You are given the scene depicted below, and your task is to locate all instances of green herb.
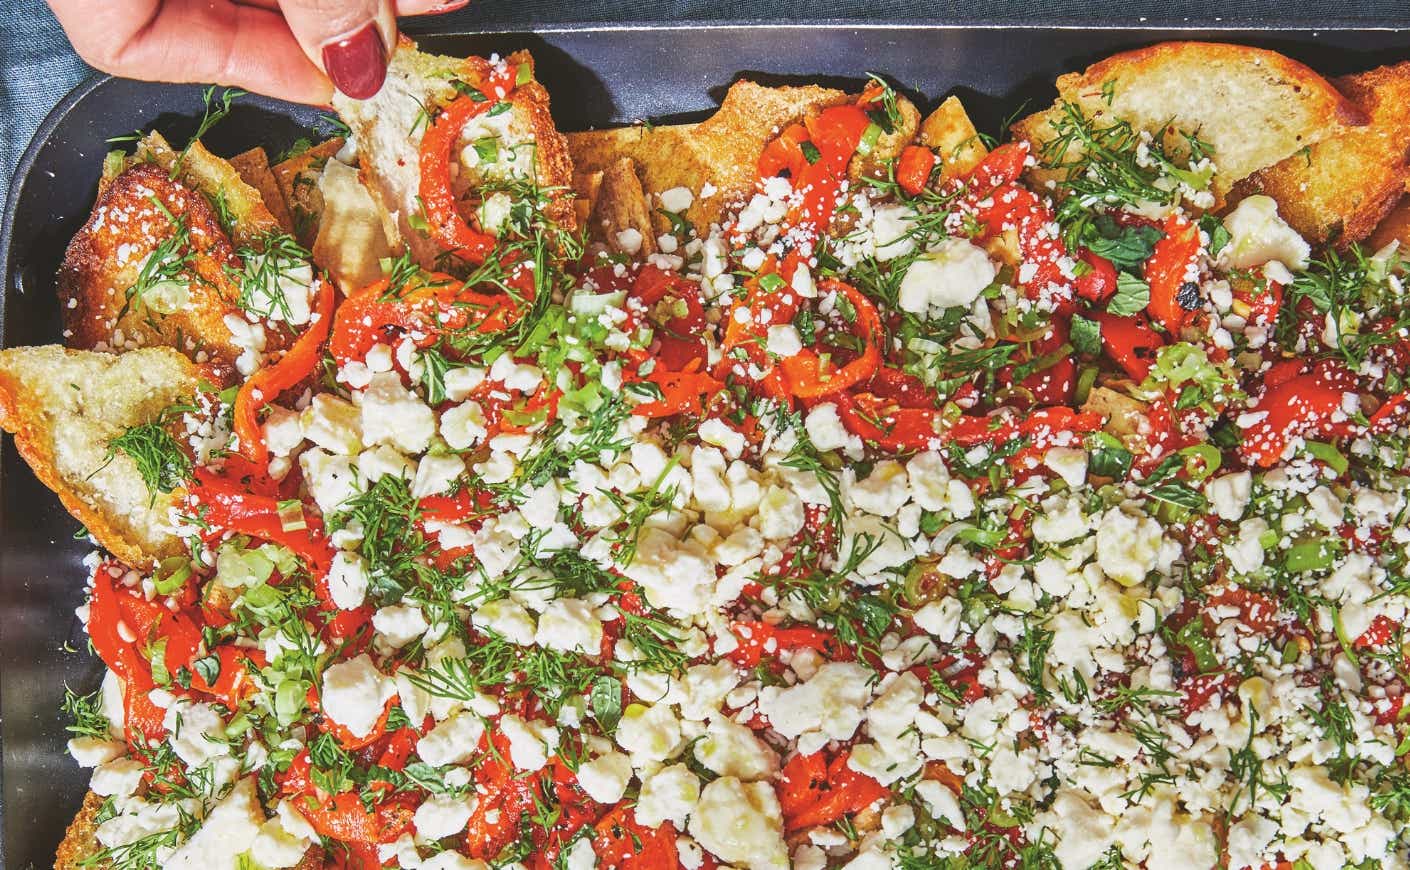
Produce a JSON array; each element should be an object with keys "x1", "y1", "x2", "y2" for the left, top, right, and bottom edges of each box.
[
  {"x1": 1107, "y1": 272, "x2": 1151, "y2": 317},
  {"x1": 174, "y1": 86, "x2": 245, "y2": 176},
  {"x1": 1070, "y1": 314, "x2": 1102, "y2": 356},
  {"x1": 100, "y1": 403, "x2": 197, "y2": 502}
]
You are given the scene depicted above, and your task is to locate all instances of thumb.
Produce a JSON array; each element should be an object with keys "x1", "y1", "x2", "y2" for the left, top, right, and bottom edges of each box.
[{"x1": 277, "y1": 0, "x2": 398, "y2": 99}]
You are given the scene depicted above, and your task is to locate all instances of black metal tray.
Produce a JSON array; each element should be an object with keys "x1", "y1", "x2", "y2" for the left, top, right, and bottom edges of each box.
[{"x1": 5, "y1": 23, "x2": 1410, "y2": 869}]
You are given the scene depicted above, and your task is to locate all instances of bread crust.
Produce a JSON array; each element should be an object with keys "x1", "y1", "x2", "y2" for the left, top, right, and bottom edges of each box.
[
  {"x1": 1012, "y1": 41, "x2": 1364, "y2": 200},
  {"x1": 0, "y1": 345, "x2": 200, "y2": 567},
  {"x1": 1232, "y1": 62, "x2": 1410, "y2": 247}
]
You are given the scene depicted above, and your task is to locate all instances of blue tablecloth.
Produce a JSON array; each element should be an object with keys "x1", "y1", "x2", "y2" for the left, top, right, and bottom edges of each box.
[{"x1": 4, "y1": 0, "x2": 1409, "y2": 192}]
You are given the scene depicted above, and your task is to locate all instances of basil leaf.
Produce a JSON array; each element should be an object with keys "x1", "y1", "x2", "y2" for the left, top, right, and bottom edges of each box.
[
  {"x1": 1107, "y1": 273, "x2": 1151, "y2": 317},
  {"x1": 1084, "y1": 216, "x2": 1164, "y2": 270},
  {"x1": 590, "y1": 676, "x2": 623, "y2": 732},
  {"x1": 1071, "y1": 314, "x2": 1102, "y2": 356},
  {"x1": 193, "y1": 653, "x2": 222, "y2": 687},
  {"x1": 1089, "y1": 446, "x2": 1133, "y2": 479},
  {"x1": 1146, "y1": 481, "x2": 1208, "y2": 511},
  {"x1": 1199, "y1": 213, "x2": 1230, "y2": 257}
]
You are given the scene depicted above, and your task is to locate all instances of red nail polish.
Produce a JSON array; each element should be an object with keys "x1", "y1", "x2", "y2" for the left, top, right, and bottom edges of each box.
[{"x1": 322, "y1": 22, "x2": 387, "y2": 100}]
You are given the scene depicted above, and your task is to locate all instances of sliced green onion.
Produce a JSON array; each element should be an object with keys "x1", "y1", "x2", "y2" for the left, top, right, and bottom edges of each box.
[
  {"x1": 855, "y1": 122, "x2": 884, "y2": 157},
  {"x1": 1331, "y1": 607, "x2": 1360, "y2": 665},
  {"x1": 153, "y1": 556, "x2": 193, "y2": 595},
  {"x1": 1178, "y1": 444, "x2": 1222, "y2": 481},
  {"x1": 1303, "y1": 441, "x2": 1349, "y2": 476},
  {"x1": 277, "y1": 499, "x2": 307, "y2": 533},
  {"x1": 1074, "y1": 365, "x2": 1099, "y2": 405},
  {"x1": 1284, "y1": 538, "x2": 1340, "y2": 573},
  {"x1": 472, "y1": 136, "x2": 499, "y2": 165},
  {"x1": 515, "y1": 63, "x2": 533, "y2": 86}
]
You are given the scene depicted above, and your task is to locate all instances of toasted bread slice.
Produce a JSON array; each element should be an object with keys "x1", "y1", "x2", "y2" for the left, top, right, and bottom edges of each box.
[
  {"x1": 568, "y1": 80, "x2": 921, "y2": 234},
  {"x1": 229, "y1": 146, "x2": 296, "y2": 235},
  {"x1": 333, "y1": 43, "x2": 574, "y2": 269},
  {"x1": 135, "y1": 132, "x2": 283, "y2": 248},
  {"x1": 577, "y1": 156, "x2": 659, "y2": 256},
  {"x1": 57, "y1": 163, "x2": 264, "y2": 373},
  {"x1": 920, "y1": 95, "x2": 990, "y2": 181},
  {"x1": 0, "y1": 346, "x2": 200, "y2": 567},
  {"x1": 1230, "y1": 62, "x2": 1410, "y2": 247},
  {"x1": 1369, "y1": 195, "x2": 1410, "y2": 250},
  {"x1": 273, "y1": 138, "x2": 345, "y2": 248},
  {"x1": 1012, "y1": 41, "x2": 1363, "y2": 199},
  {"x1": 54, "y1": 790, "x2": 106, "y2": 870}
]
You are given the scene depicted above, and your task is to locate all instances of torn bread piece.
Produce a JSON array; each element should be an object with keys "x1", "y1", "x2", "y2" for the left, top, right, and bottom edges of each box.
[
  {"x1": 135, "y1": 131, "x2": 284, "y2": 247},
  {"x1": 0, "y1": 346, "x2": 201, "y2": 568},
  {"x1": 229, "y1": 146, "x2": 296, "y2": 234},
  {"x1": 312, "y1": 158, "x2": 396, "y2": 290},
  {"x1": 273, "y1": 138, "x2": 346, "y2": 248},
  {"x1": 576, "y1": 156, "x2": 658, "y2": 257},
  {"x1": 568, "y1": 80, "x2": 920, "y2": 234},
  {"x1": 58, "y1": 162, "x2": 263, "y2": 373},
  {"x1": 1231, "y1": 62, "x2": 1410, "y2": 247},
  {"x1": 920, "y1": 95, "x2": 990, "y2": 181},
  {"x1": 334, "y1": 43, "x2": 574, "y2": 269},
  {"x1": 1012, "y1": 41, "x2": 1364, "y2": 199}
]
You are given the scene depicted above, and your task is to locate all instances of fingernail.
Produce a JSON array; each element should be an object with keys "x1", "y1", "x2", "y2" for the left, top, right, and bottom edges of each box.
[
  {"x1": 429, "y1": 0, "x2": 471, "y2": 11},
  {"x1": 322, "y1": 22, "x2": 387, "y2": 100}
]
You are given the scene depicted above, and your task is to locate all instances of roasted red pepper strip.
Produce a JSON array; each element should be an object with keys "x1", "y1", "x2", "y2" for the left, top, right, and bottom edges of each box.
[
  {"x1": 329, "y1": 275, "x2": 514, "y2": 368},
  {"x1": 783, "y1": 751, "x2": 888, "y2": 832},
  {"x1": 1145, "y1": 212, "x2": 1202, "y2": 335},
  {"x1": 1093, "y1": 311, "x2": 1164, "y2": 382},
  {"x1": 629, "y1": 364, "x2": 724, "y2": 418},
  {"x1": 591, "y1": 806, "x2": 681, "y2": 869},
  {"x1": 757, "y1": 122, "x2": 811, "y2": 181},
  {"x1": 417, "y1": 66, "x2": 518, "y2": 263},
  {"x1": 88, "y1": 571, "x2": 167, "y2": 742},
  {"x1": 725, "y1": 621, "x2": 854, "y2": 668},
  {"x1": 299, "y1": 791, "x2": 416, "y2": 845},
  {"x1": 780, "y1": 281, "x2": 883, "y2": 399},
  {"x1": 1075, "y1": 249, "x2": 1119, "y2": 303},
  {"x1": 835, "y1": 392, "x2": 942, "y2": 453},
  {"x1": 233, "y1": 276, "x2": 335, "y2": 467},
  {"x1": 188, "y1": 645, "x2": 266, "y2": 707},
  {"x1": 188, "y1": 470, "x2": 334, "y2": 580},
  {"x1": 1239, "y1": 363, "x2": 1356, "y2": 467},
  {"x1": 896, "y1": 144, "x2": 937, "y2": 195}
]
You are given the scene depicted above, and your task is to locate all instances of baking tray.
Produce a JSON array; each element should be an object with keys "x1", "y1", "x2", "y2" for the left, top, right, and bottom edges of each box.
[{"x1": 5, "y1": 22, "x2": 1410, "y2": 868}]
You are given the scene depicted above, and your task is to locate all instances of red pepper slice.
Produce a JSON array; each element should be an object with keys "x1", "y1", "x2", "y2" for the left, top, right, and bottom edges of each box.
[
  {"x1": 725, "y1": 621, "x2": 854, "y2": 669},
  {"x1": 88, "y1": 571, "x2": 167, "y2": 743},
  {"x1": 1239, "y1": 363, "x2": 1356, "y2": 467},
  {"x1": 1075, "y1": 249, "x2": 1118, "y2": 303},
  {"x1": 782, "y1": 751, "x2": 888, "y2": 832},
  {"x1": 999, "y1": 316, "x2": 1075, "y2": 406},
  {"x1": 329, "y1": 274, "x2": 514, "y2": 368},
  {"x1": 188, "y1": 470, "x2": 335, "y2": 581},
  {"x1": 189, "y1": 645, "x2": 266, "y2": 707},
  {"x1": 1093, "y1": 311, "x2": 1164, "y2": 382},
  {"x1": 233, "y1": 276, "x2": 335, "y2": 467},
  {"x1": 896, "y1": 145, "x2": 937, "y2": 195},
  {"x1": 1145, "y1": 213, "x2": 1202, "y2": 335},
  {"x1": 629, "y1": 265, "x2": 709, "y2": 371},
  {"x1": 779, "y1": 281, "x2": 883, "y2": 399},
  {"x1": 591, "y1": 806, "x2": 681, "y2": 869},
  {"x1": 757, "y1": 122, "x2": 811, "y2": 181},
  {"x1": 836, "y1": 392, "x2": 943, "y2": 453},
  {"x1": 417, "y1": 66, "x2": 519, "y2": 263}
]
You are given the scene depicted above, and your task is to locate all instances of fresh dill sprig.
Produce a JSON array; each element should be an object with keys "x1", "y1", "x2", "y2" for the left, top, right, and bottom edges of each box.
[{"x1": 100, "y1": 402, "x2": 197, "y2": 502}]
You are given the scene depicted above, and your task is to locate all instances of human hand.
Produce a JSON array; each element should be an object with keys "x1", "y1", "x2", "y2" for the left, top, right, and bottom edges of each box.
[{"x1": 47, "y1": 0, "x2": 468, "y2": 104}]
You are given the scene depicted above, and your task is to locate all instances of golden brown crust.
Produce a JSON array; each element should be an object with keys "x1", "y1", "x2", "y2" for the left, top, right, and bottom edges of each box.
[
  {"x1": 579, "y1": 157, "x2": 659, "y2": 256},
  {"x1": 1012, "y1": 41, "x2": 1363, "y2": 200},
  {"x1": 920, "y1": 95, "x2": 990, "y2": 181},
  {"x1": 1369, "y1": 194, "x2": 1410, "y2": 250},
  {"x1": 0, "y1": 345, "x2": 201, "y2": 567},
  {"x1": 1231, "y1": 62, "x2": 1410, "y2": 247},
  {"x1": 229, "y1": 146, "x2": 296, "y2": 235},
  {"x1": 56, "y1": 163, "x2": 257, "y2": 373},
  {"x1": 54, "y1": 790, "x2": 107, "y2": 870},
  {"x1": 135, "y1": 132, "x2": 283, "y2": 248}
]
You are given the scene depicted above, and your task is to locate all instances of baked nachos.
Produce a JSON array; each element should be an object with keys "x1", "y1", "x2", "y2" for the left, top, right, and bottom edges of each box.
[{"x1": 9, "y1": 38, "x2": 1410, "y2": 870}]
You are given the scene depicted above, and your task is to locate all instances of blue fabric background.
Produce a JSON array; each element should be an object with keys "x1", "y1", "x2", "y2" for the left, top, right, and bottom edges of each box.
[{"x1": 4, "y1": 0, "x2": 1409, "y2": 191}]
